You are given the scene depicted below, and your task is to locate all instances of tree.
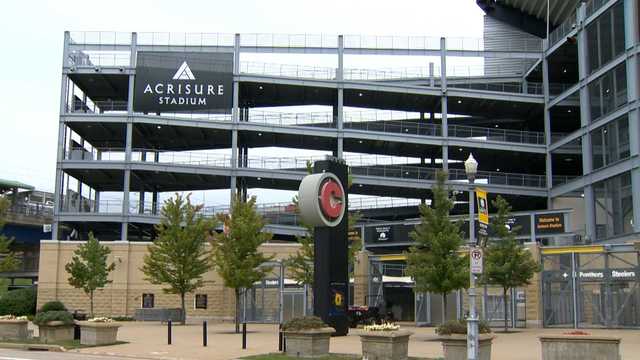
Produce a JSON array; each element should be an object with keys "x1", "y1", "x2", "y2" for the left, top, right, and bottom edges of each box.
[
  {"x1": 406, "y1": 171, "x2": 468, "y2": 323},
  {"x1": 482, "y1": 195, "x2": 540, "y2": 332},
  {"x1": 65, "y1": 232, "x2": 115, "y2": 318},
  {"x1": 0, "y1": 196, "x2": 19, "y2": 274},
  {"x1": 210, "y1": 194, "x2": 273, "y2": 333},
  {"x1": 141, "y1": 194, "x2": 215, "y2": 325}
]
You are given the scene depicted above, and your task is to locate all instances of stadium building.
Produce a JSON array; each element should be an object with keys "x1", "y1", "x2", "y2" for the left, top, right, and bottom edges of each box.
[{"x1": 38, "y1": 0, "x2": 640, "y2": 328}]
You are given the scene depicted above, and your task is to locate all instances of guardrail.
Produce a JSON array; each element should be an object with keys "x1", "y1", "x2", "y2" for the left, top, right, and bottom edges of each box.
[
  {"x1": 68, "y1": 32, "x2": 542, "y2": 53},
  {"x1": 65, "y1": 149, "x2": 548, "y2": 188},
  {"x1": 548, "y1": 8, "x2": 578, "y2": 48},
  {"x1": 448, "y1": 125, "x2": 546, "y2": 145},
  {"x1": 5, "y1": 203, "x2": 54, "y2": 219}
]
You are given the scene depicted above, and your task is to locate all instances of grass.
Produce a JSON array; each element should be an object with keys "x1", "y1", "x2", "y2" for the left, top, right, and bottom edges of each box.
[
  {"x1": 0, "y1": 338, "x2": 128, "y2": 350},
  {"x1": 239, "y1": 354, "x2": 439, "y2": 360}
]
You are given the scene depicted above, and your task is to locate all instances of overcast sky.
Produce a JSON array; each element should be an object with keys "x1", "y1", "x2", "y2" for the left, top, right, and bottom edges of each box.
[{"x1": 0, "y1": 0, "x2": 484, "y2": 203}]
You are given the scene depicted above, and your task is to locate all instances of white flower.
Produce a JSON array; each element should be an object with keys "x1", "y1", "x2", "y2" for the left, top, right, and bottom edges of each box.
[
  {"x1": 88, "y1": 317, "x2": 113, "y2": 323},
  {"x1": 363, "y1": 322, "x2": 400, "y2": 332},
  {"x1": 0, "y1": 315, "x2": 28, "y2": 321}
]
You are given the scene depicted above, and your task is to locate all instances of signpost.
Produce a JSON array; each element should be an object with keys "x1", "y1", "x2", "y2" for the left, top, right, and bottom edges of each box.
[
  {"x1": 470, "y1": 248, "x2": 483, "y2": 275},
  {"x1": 298, "y1": 158, "x2": 349, "y2": 336}
]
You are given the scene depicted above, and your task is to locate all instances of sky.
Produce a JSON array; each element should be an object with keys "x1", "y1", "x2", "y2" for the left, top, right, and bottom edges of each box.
[{"x1": 0, "y1": 0, "x2": 485, "y2": 204}]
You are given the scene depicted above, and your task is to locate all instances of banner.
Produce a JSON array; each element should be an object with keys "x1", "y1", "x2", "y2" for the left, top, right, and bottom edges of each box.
[{"x1": 476, "y1": 187, "x2": 489, "y2": 237}]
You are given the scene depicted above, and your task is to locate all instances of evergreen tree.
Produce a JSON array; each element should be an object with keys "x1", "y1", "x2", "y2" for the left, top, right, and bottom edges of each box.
[
  {"x1": 0, "y1": 197, "x2": 19, "y2": 273},
  {"x1": 210, "y1": 195, "x2": 273, "y2": 333},
  {"x1": 482, "y1": 195, "x2": 540, "y2": 332},
  {"x1": 65, "y1": 232, "x2": 115, "y2": 318},
  {"x1": 141, "y1": 194, "x2": 215, "y2": 324},
  {"x1": 406, "y1": 171, "x2": 468, "y2": 323}
]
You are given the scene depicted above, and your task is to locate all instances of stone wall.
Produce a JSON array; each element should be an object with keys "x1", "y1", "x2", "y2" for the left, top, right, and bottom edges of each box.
[{"x1": 37, "y1": 241, "x2": 300, "y2": 319}]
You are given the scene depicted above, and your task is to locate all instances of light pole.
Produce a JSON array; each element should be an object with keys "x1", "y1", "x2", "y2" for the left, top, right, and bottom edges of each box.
[{"x1": 464, "y1": 153, "x2": 479, "y2": 360}]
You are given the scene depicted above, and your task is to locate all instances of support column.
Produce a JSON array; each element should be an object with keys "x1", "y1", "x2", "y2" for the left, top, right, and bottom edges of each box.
[
  {"x1": 336, "y1": 35, "x2": 344, "y2": 159},
  {"x1": 230, "y1": 33, "x2": 240, "y2": 203},
  {"x1": 542, "y1": 38, "x2": 553, "y2": 209},
  {"x1": 440, "y1": 37, "x2": 449, "y2": 172},
  {"x1": 624, "y1": 0, "x2": 640, "y2": 231},
  {"x1": 52, "y1": 31, "x2": 71, "y2": 240},
  {"x1": 121, "y1": 33, "x2": 137, "y2": 241}
]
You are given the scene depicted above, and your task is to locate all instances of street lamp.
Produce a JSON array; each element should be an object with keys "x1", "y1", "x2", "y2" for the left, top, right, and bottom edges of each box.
[{"x1": 464, "y1": 153, "x2": 479, "y2": 360}]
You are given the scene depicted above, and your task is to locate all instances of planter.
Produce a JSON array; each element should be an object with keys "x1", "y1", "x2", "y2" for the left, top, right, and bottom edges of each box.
[
  {"x1": 359, "y1": 330, "x2": 412, "y2": 360},
  {"x1": 38, "y1": 321, "x2": 74, "y2": 343},
  {"x1": 284, "y1": 327, "x2": 334, "y2": 358},
  {"x1": 539, "y1": 335, "x2": 621, "y2": 360},
  {"x1": 76, "y1": 321, "x2": 121, "y2": 346},
  {"x1": 439, "y1": 334, "x2": 494, "y2": 360},
  {"x1": 0, "y1": 319, "x2": 29, "y2": 341}
]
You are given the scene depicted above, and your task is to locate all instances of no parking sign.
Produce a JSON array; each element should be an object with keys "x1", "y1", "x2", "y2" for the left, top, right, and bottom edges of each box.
[{"x1": 470, "y1": 248, "x2": 483, "y2": 275}]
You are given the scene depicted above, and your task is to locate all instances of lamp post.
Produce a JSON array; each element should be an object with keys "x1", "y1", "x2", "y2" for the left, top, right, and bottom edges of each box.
[{"x1": 464, "y1": 154, "x2": 479, "y2": 360}]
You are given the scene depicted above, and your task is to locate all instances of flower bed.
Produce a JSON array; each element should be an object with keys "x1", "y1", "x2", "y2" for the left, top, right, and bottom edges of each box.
[
  {"x1": 360, "y1": 323, "x2": 412, "y2": 360},
  {"x1": 77, "y1": 318, "x2": 121, "y2": 346},
  {"x1": 34, "y1": 310, "x2": 75, "y2": 344},
  {"x1": 0, "y1": 315, "x2": 29, "y2": 341},
  {"x1": 435, "y1": 320, "x2": 494, "y2": 360}
]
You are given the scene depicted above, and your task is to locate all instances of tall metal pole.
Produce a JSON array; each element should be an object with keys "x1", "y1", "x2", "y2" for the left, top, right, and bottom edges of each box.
[{"x1": 467, "y1": 182, "x2": 479, "y2": 360}]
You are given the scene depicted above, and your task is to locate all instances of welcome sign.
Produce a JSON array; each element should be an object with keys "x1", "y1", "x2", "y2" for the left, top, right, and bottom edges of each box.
[{"x1": 133, "y1": 52, "x2": 233, "y2": 113}]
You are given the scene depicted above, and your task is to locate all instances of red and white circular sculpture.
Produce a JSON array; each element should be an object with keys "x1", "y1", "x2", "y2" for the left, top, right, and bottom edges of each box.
[{"x1": 298, "y1": 172, "x2": 346, "y2": 227}]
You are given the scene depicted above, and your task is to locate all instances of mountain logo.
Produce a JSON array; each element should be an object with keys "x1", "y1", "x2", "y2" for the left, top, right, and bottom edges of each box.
[{"x1": 172, "y1": 61, "x2": 196, "y2": 80}]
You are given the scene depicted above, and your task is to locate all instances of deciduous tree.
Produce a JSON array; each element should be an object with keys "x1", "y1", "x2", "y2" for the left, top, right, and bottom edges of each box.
[
  {"x1": 141, "y1": 194, "x2": 215, "y2": 324},
  {"x1": 0, "y1": 197, "x2": 19, "y2": 274},
  {"x1": 210, "y1": 195, "x2": 273, "y2": 333},
  {"x1": 65, "y1": 232, "x2": 115, "y2": 318}
]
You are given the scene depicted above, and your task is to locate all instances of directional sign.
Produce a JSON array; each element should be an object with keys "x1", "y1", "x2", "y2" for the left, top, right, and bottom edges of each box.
[{"x1": 470, "y1": 248, "x2": 483, "y2": 275}]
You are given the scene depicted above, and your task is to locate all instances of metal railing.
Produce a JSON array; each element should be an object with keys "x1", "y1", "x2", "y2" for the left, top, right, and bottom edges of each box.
[
  {"x1": 549, "y1": 8, "x2": 578, "y2": 48},
  {"x1": 68, "y1": 32, "x2": 542, "y2": 53},
  {"x1": 343, "y1": 119, "x2": 442, "y2": 137},
  {"x1": 68, "y1": 51, "x2": 130, "y2": 67},
  {"x1": 586, "y1": 0, "x2": 612, "y2": 18},
  {"x1": 66, "y1": 149, "x2": 548, "y2": 188},
  {"x1": 61, "y1": 198, "x2": 123, "y2": 214},
  {"x1": 448, "y1": 125, "x2": 546, "y2": 145},
  {"x1": 5, "y1": 203, "x2": 54, "y2": 219}
]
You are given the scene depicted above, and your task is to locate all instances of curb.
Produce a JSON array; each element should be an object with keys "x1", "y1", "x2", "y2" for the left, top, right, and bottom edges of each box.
[{"x1": 0, "y1": 342, "x2": 65, "y2": 352}]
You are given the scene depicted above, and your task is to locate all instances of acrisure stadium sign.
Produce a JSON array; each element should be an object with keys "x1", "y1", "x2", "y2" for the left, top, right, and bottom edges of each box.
[
  {"x1": 133, "y1": 52, "x2": 233, "y2": 113},
  {"x1": 298, "y1": 172, "x2": 346, "y2": 227}
]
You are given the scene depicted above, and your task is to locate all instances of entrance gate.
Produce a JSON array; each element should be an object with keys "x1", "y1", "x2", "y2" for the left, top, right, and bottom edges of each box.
[{"x1": 541, "y1": 245, "x2": 640, "y2": 329}]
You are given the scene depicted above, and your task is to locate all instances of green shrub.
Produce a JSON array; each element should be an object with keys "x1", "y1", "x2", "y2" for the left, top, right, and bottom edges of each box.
[
  {"x1": 435, "y1": 320, "x2": 492, "y2": 336},
  {"x1": 33, "y1": 311, "x2": 74, "y2": 326},
  {"x1": 111, "y1": 316, "x2": 135, "y2": 322},
  {"x1": 0, "y1": 287, "x2": 37, "y2": 316},
  {"x1": 40, "y1": 300, "x2": 67, "y2": 312},
  {"x1": 282, "y1": 316, "x2": 328, "y2": 331}
]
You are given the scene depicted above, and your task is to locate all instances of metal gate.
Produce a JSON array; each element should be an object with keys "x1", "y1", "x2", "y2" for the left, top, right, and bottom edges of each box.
[
  {"x1": 482, "y1": 287, "x2": 527, "y2": 328},
  {"x1": 541, "y1": 246, "x2": 640, "y2": 329},
  {"x1": 415, "y1": 292, "x2": 430, "y2": 326}
]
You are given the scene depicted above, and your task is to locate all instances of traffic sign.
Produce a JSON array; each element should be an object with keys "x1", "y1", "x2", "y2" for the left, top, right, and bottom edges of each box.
[{"x1": 470, "y1": 248, "x2": 483, "y2": 274}]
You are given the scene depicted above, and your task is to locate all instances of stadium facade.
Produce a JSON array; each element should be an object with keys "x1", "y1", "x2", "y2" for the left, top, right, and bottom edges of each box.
[{"x1": 37, "y1": 0, "x2": 640, "y2": 328}]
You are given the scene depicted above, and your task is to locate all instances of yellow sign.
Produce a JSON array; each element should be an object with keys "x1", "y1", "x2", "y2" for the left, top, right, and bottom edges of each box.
[
  {"x1": 476, "y1": 187, "x2": 489, "y2": 225},
  {"x1": 334, "y1": 292, "x2": 344, "y2": 307}
]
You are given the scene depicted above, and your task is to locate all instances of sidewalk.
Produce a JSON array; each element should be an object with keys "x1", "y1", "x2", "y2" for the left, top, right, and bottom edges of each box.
[{"x1": 71, "y1": 321, "x2": 640, "y2": 360}]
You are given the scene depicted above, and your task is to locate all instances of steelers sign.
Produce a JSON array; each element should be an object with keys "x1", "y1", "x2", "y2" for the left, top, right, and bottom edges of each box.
[{"x1": 298, "y1": 172, "x2": 346, "y2": 227}]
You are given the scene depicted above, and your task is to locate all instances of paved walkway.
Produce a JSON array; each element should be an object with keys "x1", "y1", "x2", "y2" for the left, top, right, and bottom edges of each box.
[{"x1": 69, "y1": 322, "x2": 640, "y2": 360}]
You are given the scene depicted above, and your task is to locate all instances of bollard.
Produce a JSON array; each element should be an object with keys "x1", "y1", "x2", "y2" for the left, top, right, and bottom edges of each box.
[
  {"x1": 278, "y1": 324, "x2": 283, "y2": 351},
  {"x1": 168, "y1": 320, "x2": 172, "y2": 345},
  {"x1": 203, "y1": 321, "x2": 208, "y2": 347},
  {"x1": 242, "y1": 322, "x2": 247, "y2": 349}
]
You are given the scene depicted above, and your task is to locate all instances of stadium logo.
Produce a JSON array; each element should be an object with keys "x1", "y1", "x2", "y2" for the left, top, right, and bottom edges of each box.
[
  {"x1": 298, "y1": 172, "x2": 346, "y2": 227},
  {"x1": 172, "y1": 61, "x2": 196, "y2": 80}
]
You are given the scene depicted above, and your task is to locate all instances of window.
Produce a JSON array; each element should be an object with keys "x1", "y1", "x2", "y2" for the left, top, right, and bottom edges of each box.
[
  {"x1": 594, "y1": 172, "x2": 633, "y2": 240},
  {"x1": 195, "y1": 294, "x2": 207, "y2": 309},
  {"x1": 589, "y1": 63, "x2": 627, "y2": 121},
  {"x1": 142, "y1": 293, "x2": 155, "y2": 308},
  {"x1": 591, "y1": 115, "x2": 630, "y2": 170},
  {"x1": 586, "y1": 1, "x2": 626, "y2": 73}
]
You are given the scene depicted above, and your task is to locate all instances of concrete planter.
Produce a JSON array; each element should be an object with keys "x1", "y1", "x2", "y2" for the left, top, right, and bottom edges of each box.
[
  {"x1": 359, "y1": 330, "x2": 412, "y2": 360},
  {"x1": 539, "y1": 335, "x2": 621, "y2": 360},
  {"x1": 0, "y1": 320, "x2": 29, "y2": 341},
  {"x1": 76, "y1": 321, "x2": 121, "y2": 346},
  {"x1": 284, "y1": 327, "x2": 334, "y2": 358},
  {"x1": 439, "y1": 334, "x2": 494, "y2": 360},
  {"x1": 38, "y1": 321, "x2": 74, "y2": 343}
]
